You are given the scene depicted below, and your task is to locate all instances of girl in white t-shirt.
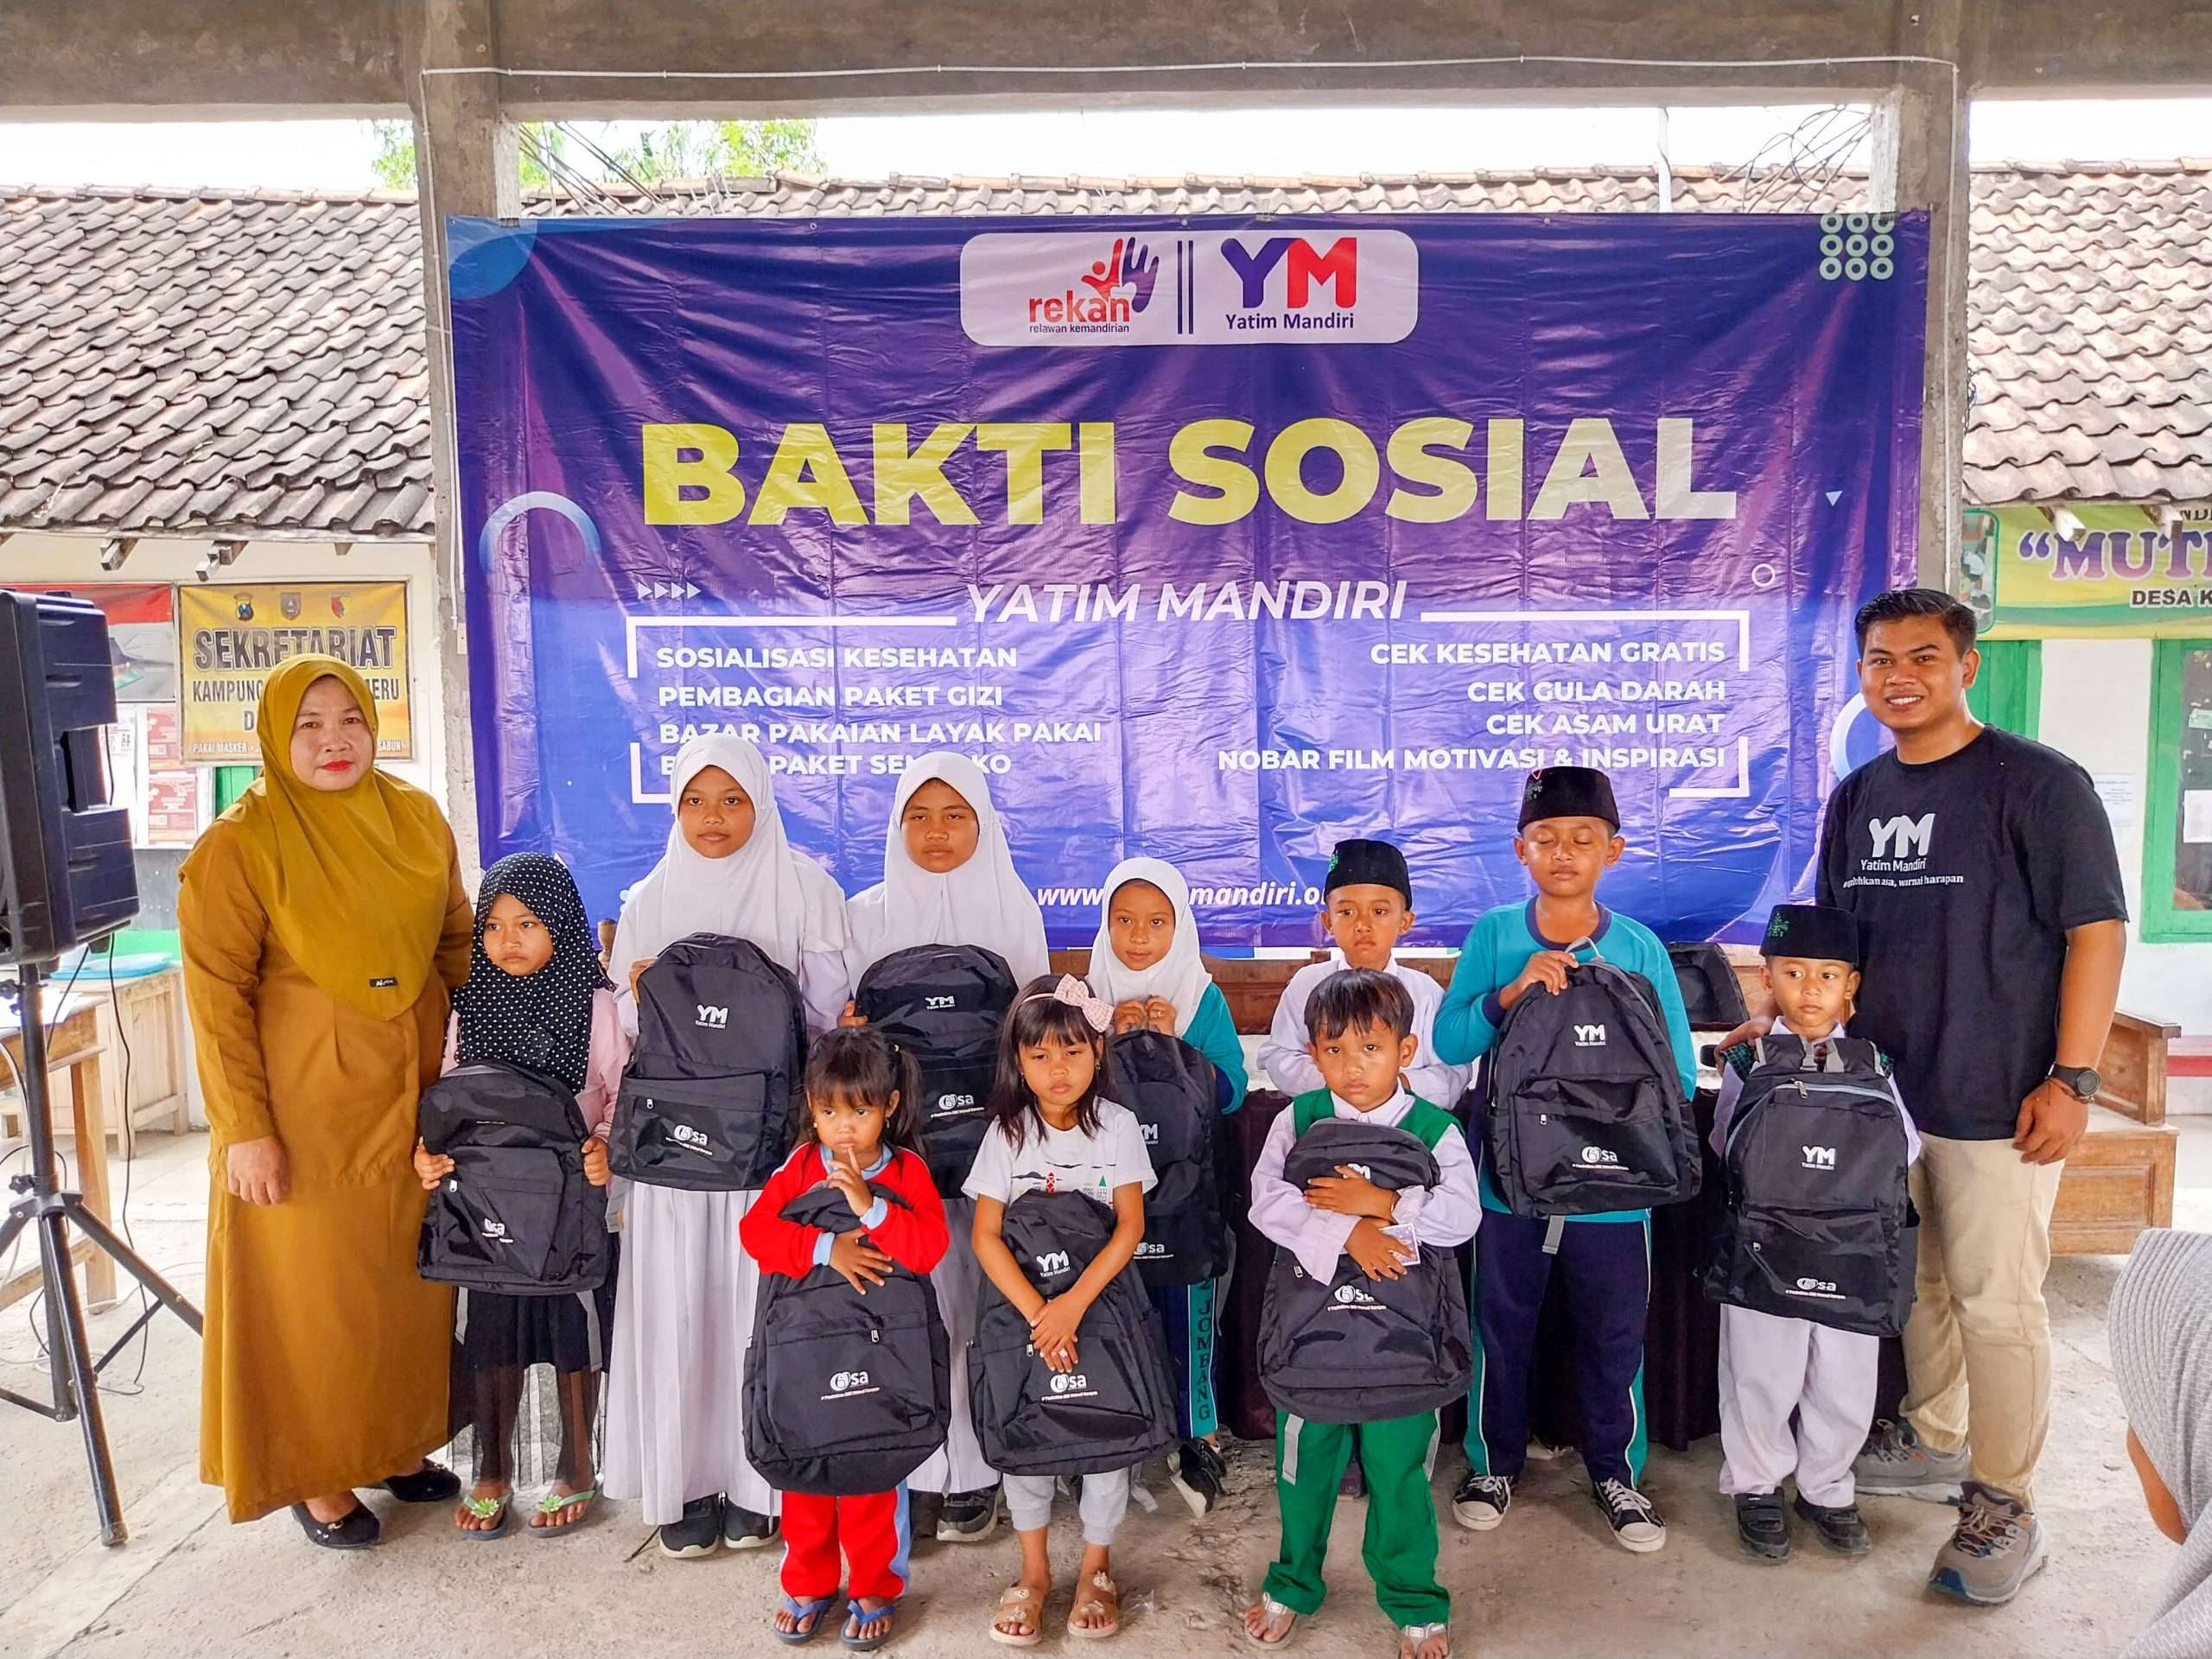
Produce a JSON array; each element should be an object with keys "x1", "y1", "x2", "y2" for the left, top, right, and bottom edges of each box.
[{"x1": 966, "y1": 976, "x2": 1155, "y2": 1646}]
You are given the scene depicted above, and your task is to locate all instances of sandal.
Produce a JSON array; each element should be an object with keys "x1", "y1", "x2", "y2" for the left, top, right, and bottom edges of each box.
[
  {"x1": 1243, "y1": 1596, "x2": 1301, "y2": 1650},
  {"x1": 529, "y1": 1481, "x2": 600, "y2": 1536},
  {"x1": 1067, "y1": 1571, "x2": 1121, "y2": 1640},
  {"x1": 774, "y1": 1594, "x2": 836, "y2": 1646},
  {"x1": 989, "y1": 1585, "x2": 1045, "y2": 1648},
  {"x1": 456, "y1": 1492, "x2": 512, "y2": 1541},
  {"x1": 1398, "y1": 1621, "x2": 1451, "y2": 1659},
  {"x1": 841, "y1": 1597, "x2": 900, "y2": 1651}
]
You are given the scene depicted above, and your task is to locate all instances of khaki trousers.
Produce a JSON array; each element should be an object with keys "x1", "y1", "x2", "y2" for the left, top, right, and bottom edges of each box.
[{"x1": 1900, "y1": 1132, "x2": 2063, "y2": 1508}]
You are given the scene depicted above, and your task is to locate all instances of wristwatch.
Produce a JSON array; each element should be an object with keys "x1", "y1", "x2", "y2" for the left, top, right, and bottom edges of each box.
[{"x1": 2049, "y1": 1064, "x2": 2102, "y2": 1102}]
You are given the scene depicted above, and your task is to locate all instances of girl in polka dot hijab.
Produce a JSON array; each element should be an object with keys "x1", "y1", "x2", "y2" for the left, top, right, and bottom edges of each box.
[{"x1": 450, "y1": 852, "x2": 613, "y2": 1090}]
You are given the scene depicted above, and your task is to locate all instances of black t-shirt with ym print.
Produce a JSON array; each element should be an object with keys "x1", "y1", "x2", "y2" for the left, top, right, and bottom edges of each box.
[{"x1": 1817, "y1": 725, "x2": 2128, "y2": 1141}]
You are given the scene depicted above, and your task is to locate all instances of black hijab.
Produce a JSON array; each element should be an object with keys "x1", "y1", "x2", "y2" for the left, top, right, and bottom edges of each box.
[{"x1": 449, "y1": 853, "x2": 613, "y2": 1090}]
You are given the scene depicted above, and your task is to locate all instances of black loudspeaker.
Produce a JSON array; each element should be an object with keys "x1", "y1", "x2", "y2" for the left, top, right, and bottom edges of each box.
[{"x1": 0, "y1": 591, "x2": 139, "y2": 965}]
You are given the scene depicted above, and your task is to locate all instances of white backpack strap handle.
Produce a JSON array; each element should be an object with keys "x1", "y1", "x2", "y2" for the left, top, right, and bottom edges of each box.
[{"x1": 1561, "y1": 934, "x2": 1605, "y2": 963}]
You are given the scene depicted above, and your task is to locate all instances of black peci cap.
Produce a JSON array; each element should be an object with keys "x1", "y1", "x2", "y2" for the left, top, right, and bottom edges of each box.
[
  {"x1": 1760, "y1": 903, "x2": 1860, "y2": 966},
  {"x1": 1325, "y1": 838, "x2": 1413, "y2": 905},
  {"x1": 1518, "y1": 766, "x2": 1620, "y2": 832}
]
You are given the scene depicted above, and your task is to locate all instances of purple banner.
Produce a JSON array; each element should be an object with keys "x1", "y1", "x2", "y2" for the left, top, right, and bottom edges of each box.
[{"x1": 451, "y1": 212, "x2": 1926, "y2": 944}]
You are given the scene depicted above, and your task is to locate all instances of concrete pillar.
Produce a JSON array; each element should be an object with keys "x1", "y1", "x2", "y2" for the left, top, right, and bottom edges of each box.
[
  {"x1": 1871, "y1": 0, "x2": 1980, "y2": 595},
  {"x1": 407, "y1": 0, "x2": 517, "y2": 874}
]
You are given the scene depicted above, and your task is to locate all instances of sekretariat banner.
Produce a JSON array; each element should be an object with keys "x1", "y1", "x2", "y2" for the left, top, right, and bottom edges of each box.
[{"x1": 450, "y1": 212, "x2": 1926, "y2": 944}]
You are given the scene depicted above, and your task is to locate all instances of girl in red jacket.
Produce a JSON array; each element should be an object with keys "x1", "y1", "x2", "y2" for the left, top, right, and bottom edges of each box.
[{"x1": 742, "y1": 1027, "x2": 950, "y2": 1650}]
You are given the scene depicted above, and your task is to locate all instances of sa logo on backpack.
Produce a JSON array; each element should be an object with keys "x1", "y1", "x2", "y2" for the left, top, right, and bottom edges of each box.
[
  {"x1": 1484, "y1": 950, "x2": 1700, "y2": 1217},
  {"x1": 1703, "y1": 1033, "x2": 1916, "y2": 1338},
  {"x1": 854, "y1": 944, "x2": 1018, "y2": 1197},
  {"x1": 744, "y1": 1169, "x2": 951, "y2": 1495},
  {"x1": 1105, "y1": 1029, "x2": 1224, "y2": 1287},
  {"x1": 416, "y1": 1061, "x2": 610, "y2": 1296},
  {"x1": 609, "y1": 933, "x2": 809, "y2": 1191}
]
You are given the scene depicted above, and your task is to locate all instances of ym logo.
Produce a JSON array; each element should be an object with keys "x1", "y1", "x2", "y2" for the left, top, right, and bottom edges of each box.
[
  {"x1": 1343, "y1": 1162, "x2": 1374, "y2": 1181},
  {"x1": 1034, "y1": 1250, "x2": 1071, "y2": 1275},
  {"x1": 829, "y1": 1370, "x2": 869, "y2": 1393},
  {"x1": 1580, "y1": 1146, "x2": 1622, "y2": 1166},
  {"x1": 1138, "y1": 1122, "x2": 1160, "y2": 1143},
  {"x1": 1049, "y1": 1371, "x2": 1090, "y2": 1395},
  {"x1": 1573, "y1": 1024, "x2": 1607, "y2": 1047},
  {"x1": 695, "y1": 1003, "x2": 729, "y2": 1028},
  {"x1": 672, "y1": 1123, "x2": 711, "y2": 1149},
  {"x1": 1332, "y1": 1283, "x2": 1379, "y2": 1306},
  {"x1": 924, "y1": 995, "x2": 957, "y2": 1010},
  {"x1": 1867, "y1": 813, "x2": 1935, "y2": 860},
  {"x1": 1802, "y1": 1145, "x2": 1839, "y2": 1170},
  {"x1": 481, "y1": 1218, "x2": 509, "y2": 1241}
]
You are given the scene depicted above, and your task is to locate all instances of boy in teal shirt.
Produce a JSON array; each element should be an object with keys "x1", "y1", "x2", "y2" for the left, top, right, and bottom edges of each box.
[{"x1": 1433, "y1": 766, "x2": 1697, "y2": 1554}]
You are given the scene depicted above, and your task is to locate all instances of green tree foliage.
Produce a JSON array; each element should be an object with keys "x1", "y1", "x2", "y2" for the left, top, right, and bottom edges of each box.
[{"x1": 364, "y1": 118, "x2": 821, "y2": 193}]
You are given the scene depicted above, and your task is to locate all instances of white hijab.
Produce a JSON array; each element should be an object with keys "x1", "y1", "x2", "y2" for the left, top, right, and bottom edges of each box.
[
  {"x1": 1085, "y1": 856, "x2": 1209, "y2": 1036},
  {"x1": 2112, "y1": 1228, "x2": 2212, "y2": 1659},
  {"x1": 620, "y1": 734, "x2": 846, "y2": 975},
  {"x1": 844, "y1": 752, "x2": 1049, "y2": 986}
]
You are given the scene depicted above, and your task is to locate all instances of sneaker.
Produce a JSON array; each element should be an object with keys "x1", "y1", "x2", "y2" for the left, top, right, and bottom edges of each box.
[
  {"x1": 1452, "y1": 1473, "x2": 1513, "y2": 1532},
  {"x1": 1734, "y1": 1491, "x2": 1790, "y2": 1563},
  {"x1": 722, "y1": 1503, "x2": 777, "y2": 1550},
  {"x1": 658, "y1": 1494, "x2": 722, "y2": 1559},
  {"x1": 1593, "y1": 1479, "x2": 1668, "y2": 1554},
  {"x1": 1928, "y1": 1484, "x2": 2047, "y2": 1605},
  {"x1": 1525, "y1": 1435, "x2": 1570, "y2": 1463},
  {"x1": 1794, "y1": 1495, "x2": 1872, "y2": 1556},
  {"x1": 1339, "y1": 1458, "x2": 1367, "y2": 1500},
  {"x1": 907, "y1": 1489, "x2": 944, "y2": 1541},
  {"x1": 1853, "y1": 1418, "x2": 1969, "y2": 1503},
  {"x1": 937, "y1": 1487, "x2": 1000, "y2": 1543},
  {"x1": 1169, "y1": 1439, "x2": 1228, "y2": 1518}
]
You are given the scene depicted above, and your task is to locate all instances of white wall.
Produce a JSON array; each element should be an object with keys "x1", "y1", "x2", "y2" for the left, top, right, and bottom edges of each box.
[
  {"x1": 0, "y1": 533, "x2": 447, "y2": 804},
  {"x1": 2036, "y1": 637, "x2": 2212, "y2": 1033}
]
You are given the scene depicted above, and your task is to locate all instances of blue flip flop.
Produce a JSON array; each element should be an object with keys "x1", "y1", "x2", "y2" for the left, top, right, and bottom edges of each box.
[
  {"x1": 774, "y1": 1595, "x2": 836, "y2": 1646},
  {"x1": 842, "y1": 1598, "x2": 901, "y2": 1651},
  {"x1": 457, "y1": 1493, "x2": 511, "y2": 1541}
]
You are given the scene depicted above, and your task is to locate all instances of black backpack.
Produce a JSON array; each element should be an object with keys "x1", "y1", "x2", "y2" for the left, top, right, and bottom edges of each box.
[
  {"x1": 853, "y1": 944, "x2": 1018, "y2": 1197},
  {"x1": 608, "y1": 933, "x2": 809, "y2": 1191},
  {"x1": 1484, "y1": 952, "x2": 1700, "y2": 1217},
  {"x1": 1666, "y1": 941, "x2": 1749, "y2": 1030},
  {"x1": 1703, "y1": 1034, "x2": 1917, "y2": 1338},
  {"x1": 743, "y1": 1159, "x2": 952, "y2": 1494},
  {"x1": 969, "y1": 1190, "x2": 1175, "y2": 1476},
  {"x1": 1106, "y1": 1030, "x2": 1223, "y2": 1287},
  {"x1": 416, "y1": 1061, "x2": 611, "y2": 1296},
  {"x1": 1259, "y1": 1102, "x2": 1473, "y2": 1423}
]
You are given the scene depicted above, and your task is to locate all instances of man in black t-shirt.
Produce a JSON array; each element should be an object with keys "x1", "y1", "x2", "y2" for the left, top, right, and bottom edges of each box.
[{"x1": 1814, "y1": 588, "x2": 2127, "y2": 1605}]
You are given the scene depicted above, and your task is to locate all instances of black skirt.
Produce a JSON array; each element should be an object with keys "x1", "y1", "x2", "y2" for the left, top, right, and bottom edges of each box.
[{"x1": 454, "y1": 1236, "x2": 620, "y2": 1376}]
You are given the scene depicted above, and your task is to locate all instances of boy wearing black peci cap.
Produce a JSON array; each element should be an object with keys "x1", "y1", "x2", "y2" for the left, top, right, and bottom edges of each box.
[
  {"x1": 1432, "y1": 766, "x2": 1697, "y2": 1554},
  {"x1": 1260, "y1": 838, "x2": 1471, "y2": 1112},
  {"x1": 1712, "y1": 903, "x2": 1918, "y2": 1564}
]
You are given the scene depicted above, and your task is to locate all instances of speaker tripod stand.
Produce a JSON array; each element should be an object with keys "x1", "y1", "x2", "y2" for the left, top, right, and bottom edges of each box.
[{"x1": 1, "y1": 958, "x2": 203, "y2": 1545}]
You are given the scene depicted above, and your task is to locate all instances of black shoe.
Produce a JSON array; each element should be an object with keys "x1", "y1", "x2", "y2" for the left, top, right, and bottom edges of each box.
[
  {"x1": 1593, "y1": 1478, "x2": 1668, "y2": 1554},
  {"x1": 658, "y1": 1494, "x2": 723, "y2": 1559},
  {"x1": 1794, "y1": 1494, "x2": 1872, "y2": 1555},
  {"x1": 1452, "y1": 1472, "x2": 1512, "y2": 1532},
  {"x1": 290, "y1": 1500, "x2": 381, "y2": 1551},
  {"x1": 1169, "y1": 1439, "x2": 1228, "y2": 1517},
  {"x1": 723, "y1": 1502, "x2": 778, "y2": 1549},
  {"x1": 1339, "y1": 1458, "x2": 1367, "y2": 1499},
  {"x1": 381, "y1": 1463, "x2": 461, "y2": 1504},
  {"x1": 907, "y1": 1489, "x2": 944, "y2": 1541},
  {"x1": 1735, "y1": 1491, "x2": 1791, "y2": 1562},
  {"x1": 937, "y1": 1487, "x2": 1000, "y2": 1543}
]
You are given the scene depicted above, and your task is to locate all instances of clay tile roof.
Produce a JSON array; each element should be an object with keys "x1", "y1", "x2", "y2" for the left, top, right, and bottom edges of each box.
[{"x1": 4, "y1": 162, "x2": 2211, "y2": 537}]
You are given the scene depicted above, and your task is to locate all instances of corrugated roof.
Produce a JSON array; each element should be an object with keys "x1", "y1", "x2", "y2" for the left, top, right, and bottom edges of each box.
[{"x1": 3, "y1": 160, "x2": 2209, "y2": 535}]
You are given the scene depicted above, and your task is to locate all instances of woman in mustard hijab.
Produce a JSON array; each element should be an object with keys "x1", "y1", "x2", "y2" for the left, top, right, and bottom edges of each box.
[{"x1": 180, "y1": 655, "x2": 474, "y2": 1545}]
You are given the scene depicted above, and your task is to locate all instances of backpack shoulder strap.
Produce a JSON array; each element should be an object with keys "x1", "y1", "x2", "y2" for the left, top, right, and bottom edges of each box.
[
  {"x1": 1398, "y1": 1099, "x2": 1459, "y2": 1152},
  {"x1": 1289, "y1": 1090, "x2": 1336, "y2": 1137}
]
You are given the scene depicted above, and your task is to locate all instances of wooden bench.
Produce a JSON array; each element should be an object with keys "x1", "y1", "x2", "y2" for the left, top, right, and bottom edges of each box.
[
  {"x1": 0, "y1": 997, "x2": 118, "y2": 1310},
  {"x1": 1052, "y1": 946, "x2": 2181, "y2": 1255}
]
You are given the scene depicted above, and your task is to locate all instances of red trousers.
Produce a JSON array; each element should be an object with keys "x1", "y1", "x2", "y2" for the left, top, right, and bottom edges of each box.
[{"x1": 779, "y1": 1489, "x2": 910, "y2": 1602}]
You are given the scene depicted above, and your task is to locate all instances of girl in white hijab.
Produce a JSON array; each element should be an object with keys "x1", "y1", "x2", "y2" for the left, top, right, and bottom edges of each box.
[
  {"x1": 2110, "y1": 1228, "x2": 2212, "y2": 1659},
  {"x1": 1087, "y1": 856, "x2": 1249, "y2": 1516},
  {"x1": 601, "y1": 734, "x2": 852, "y2": 1559},
  {"x1": 842, "y1": 753, "x2": 1046, "y2": 1541}
]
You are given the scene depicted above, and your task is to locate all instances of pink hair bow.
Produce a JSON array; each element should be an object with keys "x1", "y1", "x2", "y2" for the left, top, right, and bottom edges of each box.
[{"x1": 1021, "y1": 974, "x2": 1114, "y2": 1033}]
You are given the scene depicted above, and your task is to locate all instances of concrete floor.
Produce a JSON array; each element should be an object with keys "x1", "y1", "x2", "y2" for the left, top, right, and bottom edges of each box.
[{"x1": 3, "y1": 1123, "x2": 2209, "y2": 1659}]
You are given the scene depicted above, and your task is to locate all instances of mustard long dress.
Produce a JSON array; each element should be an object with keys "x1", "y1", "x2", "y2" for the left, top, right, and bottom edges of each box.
[{"x1": 181, "y1": 818, "x2": 473, "y2": 1522}]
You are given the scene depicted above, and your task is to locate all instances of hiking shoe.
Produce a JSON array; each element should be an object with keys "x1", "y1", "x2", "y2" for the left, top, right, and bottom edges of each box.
[
  {"x1": 1853, "y1": 1418, "x2": 1969, "y2": 1503},
  {"x1": 1593, "y1": 1479, "x2": 1668, "y2": 1554},
  {"x1": 722, "y1": 1502, "x2": 777, "y2": 1549},
  {"x1": 1169, "y1": 1439, "x2": 1228, "y2": 1518},
  {"x1": 1452, "y1": 1473, "x2": 1513, "y2": 1532},
  {"x1": 1794, "y1": 1495, "x2": 1872, "y2": 1556},
  {"x1": 1734, "y1": 1491, "x2": 1790, "y2": 1562},
  {"x1": 1928, "y1": 1484, "x2": 2047, "y2": 1605},
  {"x1": 938, "y1": 1487, "x2": 1000, "y2": 1543},
  {"x1": 658, "y1": 1495, "x2": 722, "y2": 1559}
]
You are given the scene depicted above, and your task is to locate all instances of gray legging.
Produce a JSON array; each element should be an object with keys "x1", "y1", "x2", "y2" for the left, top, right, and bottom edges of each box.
[{"x1": 1001, "y1": 1467, "x2": 1132, "y2": 1547}]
